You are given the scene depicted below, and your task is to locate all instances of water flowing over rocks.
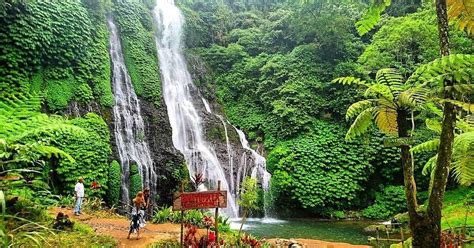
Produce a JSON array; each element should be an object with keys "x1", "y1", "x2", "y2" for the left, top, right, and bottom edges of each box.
[{"x1": 108, "y1": 18, "x2": 158, "y2": 207}]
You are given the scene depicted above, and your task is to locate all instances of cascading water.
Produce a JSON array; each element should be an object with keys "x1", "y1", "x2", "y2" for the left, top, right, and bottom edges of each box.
[
  {"x1": 234, "y1": 127, "x2": 272, "y2": 216},
  {"x1": 153, "y1": 0, "x2": 238, "y2": 217},
  {"x1": 216, "y1": 115, "x2": 235, "y2": 194},
  {"x1": 108, "y1": 19, "x2": 158, "y2": 206}
]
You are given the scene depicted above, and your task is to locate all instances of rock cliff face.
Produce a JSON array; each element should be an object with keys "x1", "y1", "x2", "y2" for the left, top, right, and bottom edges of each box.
[
  {"x1": 64, "y1": 96, "x2": 186, "y2": 206},
  {"x1": 140, "y1": 98, "x2": 186, "y2": 205}
]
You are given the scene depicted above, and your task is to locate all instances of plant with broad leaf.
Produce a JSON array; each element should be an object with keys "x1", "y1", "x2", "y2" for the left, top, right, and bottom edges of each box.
[{"x1": 191, "y1": 172, "x2": 206, "y2": 191}]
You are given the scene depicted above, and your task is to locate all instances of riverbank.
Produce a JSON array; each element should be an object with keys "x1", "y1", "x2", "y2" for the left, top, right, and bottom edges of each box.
[{"x1": 50, "y1": 207, "x2": 375, "y2": 247}]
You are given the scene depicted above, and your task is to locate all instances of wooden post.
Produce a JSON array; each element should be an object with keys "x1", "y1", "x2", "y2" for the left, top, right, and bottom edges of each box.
[
  {"x1": 215, "y1": 181, "x2": 221, "y2": 247},
  {"x1": 400, "y1": 225, "x2": 404, "y2": 245},
  {"x1": 180, "y1": 183, "x2": 184, "y2": 248}
]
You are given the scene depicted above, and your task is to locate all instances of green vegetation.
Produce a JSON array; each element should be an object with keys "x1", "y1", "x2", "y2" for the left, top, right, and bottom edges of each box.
[
  {"x1": 129, "y1": 164, "x2": 143, "y2": 200},
  {"x1": 363, "y1": 186, "x2": 407, "y2": 219},
  {"x1": 1, "y1": 0, "x2": 473, "y2": 246},
  {"x1": 180, "y1": 0, "x2": 473, "y2": 224},
  {"x1": 267, "y1": 120, "x2": 372, "y2": 213},
  {"x1": 107, "y1": 160, "x2": 121, "y2": 207},
  {"x1": 0, "y1": 0, "x2": 113, "y2": 109},
  {"x1": 238, "y1": 177, "x2": 259, "y2": 236},
  {"x1": 112, "y1": 0, "x2": 162, "y2": 106}
]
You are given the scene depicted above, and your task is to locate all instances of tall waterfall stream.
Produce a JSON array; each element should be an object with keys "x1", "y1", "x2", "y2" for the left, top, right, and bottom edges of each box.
[
  {"x1": 108, "y1": 19, "x2": 158, "y2": 207},
  {"x1": 153, "y1": 0, "x2": 271, "y2": 217}
]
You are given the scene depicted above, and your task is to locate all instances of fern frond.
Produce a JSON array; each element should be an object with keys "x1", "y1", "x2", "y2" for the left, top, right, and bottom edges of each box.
[
  {"x1": 439, "y1": 99, "x2": 474, "y2": 112},
  {"x1": 376, "y1": 68, "x2": 404, "y2": 89},
  {"x1": 365, "y1": 83, "x2": 394, "y2": 101},
  {"x1": 332, "y1": 76, "x2": 368, "y2": 87},
  {"x1": 356, "y1": 0, "x2": 391, "y2": 36},
  {"x1": 374, "y1": 107, "x2": 398, "y2": 135},
  {"x1": 447, "y1": 0, "x2": 474, "y2": 35},
  {"x1": 346, "y1": 99, "x2": 375, "y2": 120},
  {"x1": 345, "y1": 107, "x2": 375, "y2": 141},
  {"x1": 36, "y1": 145, "x2": 74, "y2": 162},
  {"x1": 457, "y1": 119, "x2": 474, "y2": 133},
  {"x1": 422, "y1": 155, "x2": 438, "y2": 176},
  {"x1": 407, "y1": 54, "x2": 474, "y2": 88},
  {"x1": 451, "y1": 131, "x2": 474, "y2": 185},
  {"x1": 426, "y1": 102, "x2": 444, "y2": 117},
  {"x1": 426, "y1": 118, "x2": 442, "y2": 134},
  {"x1": 397, "y1": 88, "x2": 430, "y2": 109},
  {"x1": 411, "y1": 139, "x2": 440, "y2": 154}
]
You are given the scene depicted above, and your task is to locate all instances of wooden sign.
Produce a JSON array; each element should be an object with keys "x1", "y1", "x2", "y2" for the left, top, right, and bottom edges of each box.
[{"x1": 173, "y1": 191, "x2": 227, "y2": 211}]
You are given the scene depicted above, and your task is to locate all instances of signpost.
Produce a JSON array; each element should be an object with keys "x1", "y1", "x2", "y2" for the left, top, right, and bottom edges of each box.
[{"x1": 173, "y1": 180, "x2": 227, "y2": 247}]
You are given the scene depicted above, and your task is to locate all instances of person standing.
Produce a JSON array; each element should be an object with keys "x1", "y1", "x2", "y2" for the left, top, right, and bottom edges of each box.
[
  {"x1": 74, "y1": 177, "x2": 85, "y2": 216},
  {"x1": 128, "y1": 192, "x2": 145, "y2": 240}
]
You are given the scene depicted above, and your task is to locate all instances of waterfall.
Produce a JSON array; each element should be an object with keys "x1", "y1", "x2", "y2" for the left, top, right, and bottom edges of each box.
[
  {"x1": 216, "y1": 115, "x2": 235, "y2": 194},
  {"x1": 202, "y1": 97, "x2": 212, "y2": 113},
  {"x1": 153, "y1": 0, "x2": 238, "y2": 217},
  {"x1": 233, "y1": 127, "x2": 272, "y2": 216},
  {"x1": 108, "y1": 19, "x2": 158, "y2": 207}
]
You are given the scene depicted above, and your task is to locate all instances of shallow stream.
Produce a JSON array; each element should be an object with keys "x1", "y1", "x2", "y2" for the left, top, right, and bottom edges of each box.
[{"x1": 230, "y1": 218, "x2": 375, "y2": 245}]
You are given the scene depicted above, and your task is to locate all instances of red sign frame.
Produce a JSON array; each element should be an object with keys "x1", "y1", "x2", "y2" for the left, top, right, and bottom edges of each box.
[{"x1": 173, "y1": 191, "x2": 227, "y2": 211}]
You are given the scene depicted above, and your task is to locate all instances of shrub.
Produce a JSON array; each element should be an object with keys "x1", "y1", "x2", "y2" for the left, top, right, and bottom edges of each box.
[
  {"x1": 107, "y1": 160, "x2": 121, "y2": 207},
  {"x1": 363, "y1": 186, "x2": 407, "y2": 220},
  {"x1": 267, "y1": 120, "x2": 372, "y2": 213},
  {"x1": 129, "y1": 164, "x2": 142, "y2": 200},
  {"x1": 75, "y1": 83, "x2": 94, "y2": 104}
]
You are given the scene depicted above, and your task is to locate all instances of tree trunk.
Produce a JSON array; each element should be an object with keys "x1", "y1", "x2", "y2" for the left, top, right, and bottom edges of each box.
[
  {"x1": 397, "y1": 110, "x2": 432, "y2": 246},
  {"x1": 424, "y1": 0, "x2": 454, "y2": 246}
]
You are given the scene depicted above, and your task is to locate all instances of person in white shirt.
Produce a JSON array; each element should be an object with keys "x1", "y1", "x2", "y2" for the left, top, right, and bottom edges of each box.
[{"x1": 74, "y1": 177, "x2": 85, "y2": 216}]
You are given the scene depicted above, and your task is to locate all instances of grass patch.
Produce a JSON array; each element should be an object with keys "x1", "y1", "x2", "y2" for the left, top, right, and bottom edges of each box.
[{"x1": 441, "y1": 186, "x2": 473, "y2": 229}]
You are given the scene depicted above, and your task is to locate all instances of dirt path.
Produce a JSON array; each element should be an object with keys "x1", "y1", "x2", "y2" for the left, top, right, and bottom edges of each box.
[{"x1": 51, "y1": 207, "x2": 180, "y2": 248}]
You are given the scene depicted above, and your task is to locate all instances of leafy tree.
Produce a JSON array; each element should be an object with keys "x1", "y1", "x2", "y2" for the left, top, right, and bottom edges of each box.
[{"x1": 335, "y1": 54, "x2": 474, "y2": 246}]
